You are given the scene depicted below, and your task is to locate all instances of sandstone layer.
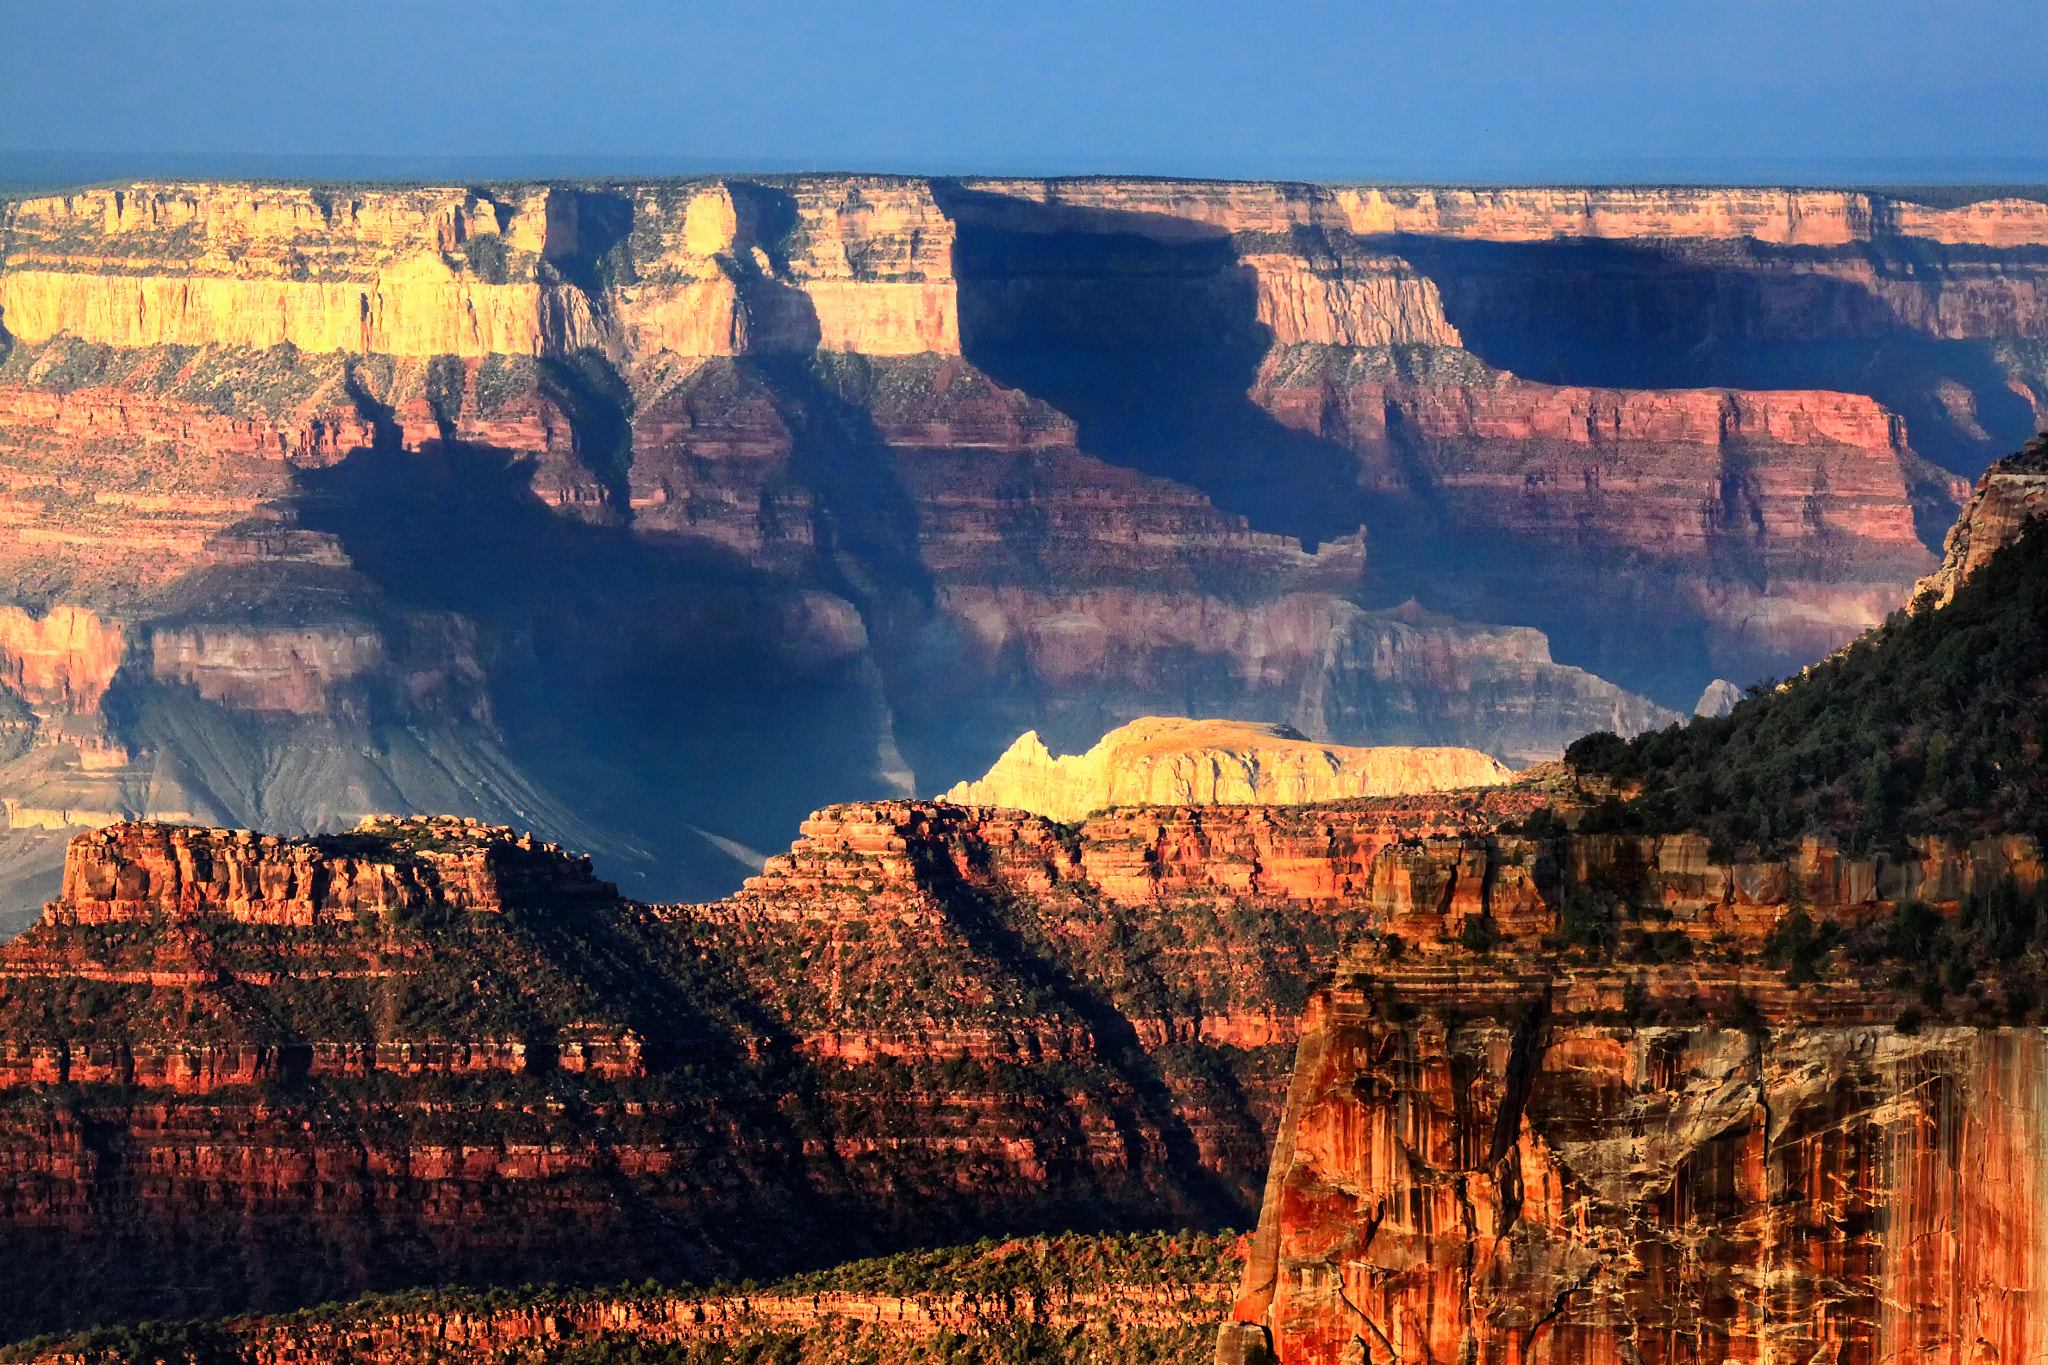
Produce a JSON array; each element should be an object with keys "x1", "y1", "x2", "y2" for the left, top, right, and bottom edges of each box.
[
  {"x1": 1335, "y1": 185, "x2": 2048, "y2": 247},
  {"x1": 3, "y1": 176, "x2": 2045, "y2": 913},
  {"x1": 944, "y1": 717, "x2": 1508, "y2": 821}
]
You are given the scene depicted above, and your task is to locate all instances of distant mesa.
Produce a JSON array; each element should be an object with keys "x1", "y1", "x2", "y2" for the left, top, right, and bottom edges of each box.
[
  {"x1": 943, "y1": 716, "x2": 1511, "y2": 822},
  {"x1": 47, "y1": 814, "x2": 617, "y2": 927},
  {"x1": 1693, "y1": 679, "x2": 1743, "y2": 718}
]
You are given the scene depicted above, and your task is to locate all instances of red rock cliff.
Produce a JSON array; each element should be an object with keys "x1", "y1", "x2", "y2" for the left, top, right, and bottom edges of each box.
[
  {"x1": 1219, "y1": 814, "x2": 2048, "y2": 1365},
  {"x1": 4, "y1": 787, "x2": 2038, "y2": 1339}
]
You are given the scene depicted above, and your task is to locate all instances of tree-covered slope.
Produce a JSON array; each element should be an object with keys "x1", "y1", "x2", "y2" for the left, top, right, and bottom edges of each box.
[{"x1": 1564, "y1": 510, "x2": 2047, "y2": 859}]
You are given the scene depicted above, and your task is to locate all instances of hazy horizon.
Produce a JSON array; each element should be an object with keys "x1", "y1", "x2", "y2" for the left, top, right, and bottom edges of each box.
[
  {"x1": 4, "y1": 1, "x2": 2042, "y2": 193},
  {"x1": 6, "y1": 148, "x2": 2048, "y2": 198}
]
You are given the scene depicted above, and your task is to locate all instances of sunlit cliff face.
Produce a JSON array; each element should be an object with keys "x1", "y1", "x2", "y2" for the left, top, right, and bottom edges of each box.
[{"x1": 0, "y1": 177, "x2": 2038, "y2": 914}]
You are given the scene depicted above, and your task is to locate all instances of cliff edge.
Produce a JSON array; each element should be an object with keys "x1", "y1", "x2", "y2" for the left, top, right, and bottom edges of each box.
[
  {"x1": 942, "y1": 717, "x2": 1511, "y2": 821},
  {"x1": 1911, "y1": 431, "x2": 2048, "y2": 611}
]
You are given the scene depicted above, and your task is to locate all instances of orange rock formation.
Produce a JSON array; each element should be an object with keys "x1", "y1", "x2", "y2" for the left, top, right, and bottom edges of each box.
[
  {"x1": 943, "y1": 717, "x2": 1509, "y2": 820},
  {"x1": 0, "y1": 790, "x2": 2041, "y2": 1337},
  {"x1": 1226, "y1": 971, "x2": 2048, "y2": 1365},
  {"x1": 48, "y1": 815, "x2": 615, "y2": 926}
]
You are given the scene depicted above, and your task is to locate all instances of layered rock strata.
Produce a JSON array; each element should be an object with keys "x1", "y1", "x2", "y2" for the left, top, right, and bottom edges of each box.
[
  {"x1": 1335, "y1": 186, "x2": 2048, "y2": 247},
  {"x1": 3, "y1": 786, "x2": 2041, "y2": 1337},
  {"x1": 47, "y1": 815, "x2": 614, "y2": 925},
  {"x1": 1216, "y1": 800, "x2": 2048, "y2": 1362},
  {"x1": 4, "y1": 176, "x2": 2046, "y2": 915},
  {"x1": 0, "y1": 799, "x2": 1516, "y2": 1336},
  {"x1": 945, "y1": 717, "x2": 1508, "y2": 821}
]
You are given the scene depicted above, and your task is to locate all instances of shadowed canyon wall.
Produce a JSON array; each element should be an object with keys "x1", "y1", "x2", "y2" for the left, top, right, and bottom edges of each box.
[{"x1": 1, "y1": 178, "x2": 2042, "y2": 912}]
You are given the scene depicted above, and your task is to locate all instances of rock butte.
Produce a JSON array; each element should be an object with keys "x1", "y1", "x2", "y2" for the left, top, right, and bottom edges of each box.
[{"x1": 943, "y1": 716, "x2": 1510, "y2": 821}]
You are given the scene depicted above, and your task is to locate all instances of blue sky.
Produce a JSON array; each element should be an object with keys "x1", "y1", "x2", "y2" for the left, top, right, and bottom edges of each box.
[{"x1": 4, "y1": 0, "x2": 2045, "y2": 182}]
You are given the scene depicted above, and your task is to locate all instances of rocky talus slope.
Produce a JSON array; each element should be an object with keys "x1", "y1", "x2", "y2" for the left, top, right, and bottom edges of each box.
[
  {"x1": 2, "y1": 179, "x2": 2037, "y2": 911},
  {"x1": 943, "y1": 717, "x2": 1508, "y2": 820}
]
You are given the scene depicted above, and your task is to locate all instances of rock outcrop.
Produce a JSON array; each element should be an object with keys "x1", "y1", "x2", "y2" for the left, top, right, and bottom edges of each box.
[
  {"x1": 1229, "y1": 974, "x2": 2048, "y2": 1365},
  {"x1": 47, "y1": 815, "x2": 615, "y2": 925},
  {"x1": 0, "y1": 797, "x2": 1532, "y2": 1336},
  {"x1": 1912, "y1": 433, "x2": 2048, "y2": 610},
  {"x1": 944, "y1": 717, "x2": 1508, "y2": 820},
  {"x1": 1691, "y1": 678, "x2": 1741, "y2": 717}
]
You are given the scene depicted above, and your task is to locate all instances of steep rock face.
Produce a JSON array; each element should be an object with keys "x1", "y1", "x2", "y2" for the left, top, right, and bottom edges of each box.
[
  {"x1": 0, "y1": 802, "x2": 1363, "y2": 1334},
  {"x1": 1253, "y1": 346, "x2": 1960, "y2": 682},
  {"x1": 619, "y1": 352, "x2": 1683, "y2": 767},
  {"x1": 0, "y1": 185, "x2": 600, "y2": 357},
  {"x1": 944, "y1": 717, "x2": 1508, "y2": 821},
  {"x1": 1230, "y1": 980, "x2": 2048, "y2": 1365},
  {"x1": 610, "y1": 179, "x2": 962, "y2": 357},
  {"x1": 48, "y1": 816, "x2": 615, "y2": 925},
  {"x1": 1912, "y1": 434, "x2": 2048, "y2": 609},
  {"x1": 1218, "y1": 804, "x2": 2048, "y2": 1363},
  {"x1": 0, "y1": 326, "x2": 1680, "y2": 920},
  {"x1": 0, "y1": 604, "x2": 125, "y2": 709},
  {"x1": 0, "y1": 791, "x2": 1574, "y2": 1336},
  {"x1": 1336, "y1": 186, "x2": 2048, "y2": 247}
]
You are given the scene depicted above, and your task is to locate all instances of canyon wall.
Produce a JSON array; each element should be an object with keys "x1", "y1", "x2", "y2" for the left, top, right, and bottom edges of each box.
[
  {"x1": 1229, "y1": 977, "x2": 2048, "y2": 1365},
  {"x1": 1336, "y1": 185, "x2": 2048, "y2": 246},
  {"x1": 0, "y1": 800, "x2": 1495, "y2": 1336},
  {"x1": 0, "y1": 176, "x2": 2043, "y2": 911},
  {"x1": 1, "y1": 784, "x2": 2040, "y2": 1339}
]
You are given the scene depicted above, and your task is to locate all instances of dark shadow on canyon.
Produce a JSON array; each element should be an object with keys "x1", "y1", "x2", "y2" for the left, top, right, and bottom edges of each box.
[
  {"x1": 1377, "y1": 233, "x2": 2046, "y2": 482},
  {"x1": 934, "y1": 187, "x2": 1747, "y2": 707},
  {"x1": 937, "y1": 182, "x2": 1373, "y2": 551},
  {"x1": 539, "y1": 188, "x2": 636, "y2": 295},
  {"x1": 286, "y1": 438, "x2": 898, "y2": 902}
]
